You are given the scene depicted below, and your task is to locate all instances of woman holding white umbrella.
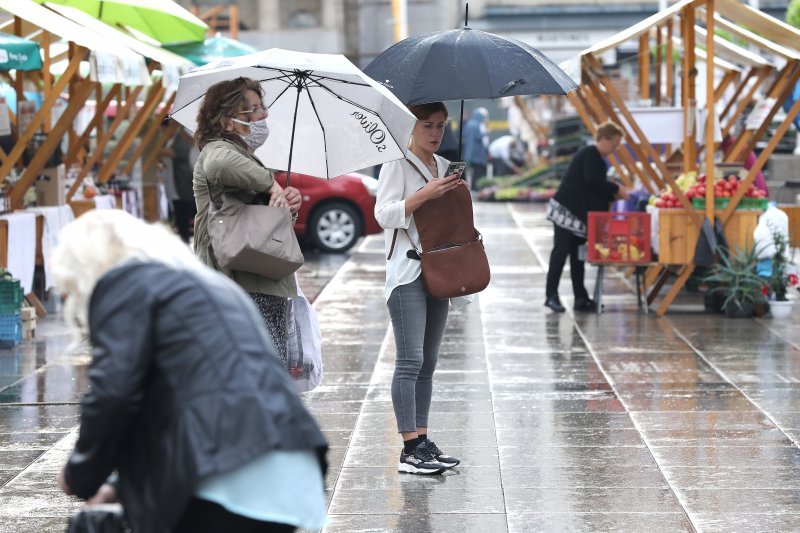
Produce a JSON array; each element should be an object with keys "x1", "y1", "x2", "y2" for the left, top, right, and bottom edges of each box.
[{"x1": 193, "y1": 77, "x2": 302, "y2": 366}]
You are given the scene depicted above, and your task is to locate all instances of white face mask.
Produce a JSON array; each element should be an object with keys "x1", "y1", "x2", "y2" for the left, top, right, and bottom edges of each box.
[{"x1": 232, "y1": 117, "x2": 269, "y2": 149}]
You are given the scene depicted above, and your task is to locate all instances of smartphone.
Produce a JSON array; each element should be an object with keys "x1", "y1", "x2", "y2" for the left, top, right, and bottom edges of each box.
[{"x1": 443, "y1": 161, "x2": 466, "y2": 179}]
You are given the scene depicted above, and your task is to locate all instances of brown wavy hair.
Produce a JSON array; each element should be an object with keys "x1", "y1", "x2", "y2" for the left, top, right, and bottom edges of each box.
[{"x1": 194, "y1": 77, "x2": 264, "y2": 150}]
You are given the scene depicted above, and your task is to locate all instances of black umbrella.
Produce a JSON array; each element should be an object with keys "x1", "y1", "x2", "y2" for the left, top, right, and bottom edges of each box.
[{"x1": 364, "y1": 6, "x2": 577, "y2": 157}]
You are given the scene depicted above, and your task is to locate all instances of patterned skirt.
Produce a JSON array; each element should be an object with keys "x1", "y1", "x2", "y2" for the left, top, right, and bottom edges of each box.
[{"x1": 248, "y1": 293, "x2": 288, "y2": 367}]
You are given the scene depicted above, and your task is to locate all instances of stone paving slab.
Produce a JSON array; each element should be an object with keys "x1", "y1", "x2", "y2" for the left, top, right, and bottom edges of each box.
[{"x1": 1, "y1": 204, "x2": 800, "y2": 532}]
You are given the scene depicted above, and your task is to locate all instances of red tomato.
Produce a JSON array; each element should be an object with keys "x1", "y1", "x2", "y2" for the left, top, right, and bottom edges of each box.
[{"x1": 655, "y1": 199, "x2": 666, "y2": 208}]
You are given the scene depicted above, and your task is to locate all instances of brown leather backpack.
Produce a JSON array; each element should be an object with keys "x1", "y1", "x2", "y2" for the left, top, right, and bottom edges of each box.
[{"x1": 388, "y1": 160, "x2": 490, "y2": 300}]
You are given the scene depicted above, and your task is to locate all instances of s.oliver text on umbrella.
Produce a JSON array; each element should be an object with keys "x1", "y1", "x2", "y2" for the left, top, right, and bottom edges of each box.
[{"x1": 351, "y1": 111, "x2": 387, "y2": 152}]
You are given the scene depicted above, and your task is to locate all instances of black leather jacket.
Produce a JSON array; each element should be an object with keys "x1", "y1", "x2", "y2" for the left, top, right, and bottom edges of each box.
[{"x1": 63, "y1": 261, "x2": 327, "y2": 532}]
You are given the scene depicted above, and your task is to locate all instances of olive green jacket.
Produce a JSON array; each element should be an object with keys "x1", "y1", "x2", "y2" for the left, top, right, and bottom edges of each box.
[{"x1": 193, "y1": 139, "x2": 297, "y2": 298}]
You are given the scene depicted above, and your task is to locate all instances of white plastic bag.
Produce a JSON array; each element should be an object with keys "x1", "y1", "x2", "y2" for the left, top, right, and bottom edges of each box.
[
  {"x1": 449, "y1": 294, "x2": 475, "y2": 309},
  {"x1": 286, "y1": 284, "x2": 323, "y2": 393}
]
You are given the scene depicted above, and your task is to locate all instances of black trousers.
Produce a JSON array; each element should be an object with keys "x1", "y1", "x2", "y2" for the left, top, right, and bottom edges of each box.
[
  {"x1": 545, "y1": 224, "x2": 589, "y2": 301},
  {"x1": 172, "y1": 199, "x2": 197, "y2": 243},
  {"x1": 172, "y1": 498, "x2": 295, "y2": 533}
]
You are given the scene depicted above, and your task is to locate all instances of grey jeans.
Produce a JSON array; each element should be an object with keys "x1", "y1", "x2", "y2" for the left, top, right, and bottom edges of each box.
[{"x1": 387, "y1": 276, "x2": 449, "y2": 433}]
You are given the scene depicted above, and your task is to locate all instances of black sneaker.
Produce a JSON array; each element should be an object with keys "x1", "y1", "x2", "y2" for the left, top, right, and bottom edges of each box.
[
  {"x1": 544, "y1": 295, "x2": 566, "y2": 313},
  {"x1": 574, "y1": 298, "x2": 603, "y2": 312},
  {"x1": 422, "y1": 440, "x2": 460, "y2": 468},
  {"x1": 398, "y1": 442, "x2": 448, "y2": 475}
]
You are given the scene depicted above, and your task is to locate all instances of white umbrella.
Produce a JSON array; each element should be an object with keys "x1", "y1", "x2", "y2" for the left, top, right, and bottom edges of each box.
[{"x1": 170, "y1": 48, "x2": 417, "y2": 184}]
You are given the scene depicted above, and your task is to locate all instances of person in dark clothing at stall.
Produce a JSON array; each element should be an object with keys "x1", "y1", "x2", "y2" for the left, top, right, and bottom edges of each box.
[
  {"x1": 544, "y1": 121, "x2": 629, "y2": 313},
  {"x1": 167, "y1": 127, "x2": 198, "y2": 243}
]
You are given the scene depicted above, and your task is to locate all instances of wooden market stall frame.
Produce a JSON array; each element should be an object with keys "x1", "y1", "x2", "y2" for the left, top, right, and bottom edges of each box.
[{"x1": 572, "y1": 0, "x2": 800, "y2": 316}]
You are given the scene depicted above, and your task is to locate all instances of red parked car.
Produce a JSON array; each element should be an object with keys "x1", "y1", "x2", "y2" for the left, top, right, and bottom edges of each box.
[{"x1": 274, "y1": 171, "x2": 382, "y2": 253}]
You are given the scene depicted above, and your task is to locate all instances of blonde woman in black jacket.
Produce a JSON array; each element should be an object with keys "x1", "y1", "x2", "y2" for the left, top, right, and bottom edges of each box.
[{"x1": 53, "y1": 210, "x2": 327, "y2": 533}]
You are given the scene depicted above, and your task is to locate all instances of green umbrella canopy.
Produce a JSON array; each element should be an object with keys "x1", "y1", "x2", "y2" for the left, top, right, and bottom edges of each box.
[
  {"x1": 0, "y1": 32, "x2": 43, "y2": 71},
  {"x1": 164, "y1": 34, "x2": 256, "y2": 66},
  {"x1": 32, "y1": 0, "x2": 207, "y2": 44}
]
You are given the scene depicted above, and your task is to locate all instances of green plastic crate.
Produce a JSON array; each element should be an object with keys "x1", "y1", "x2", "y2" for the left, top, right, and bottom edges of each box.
[
  {"x1": 0, "y1": 275, "x2": 23, "y2": 315},
  {"x1": 738, "y1": 198, "x2": 769, "y2": 210},
  {"x1": 0, "y1": 313, "x2": 21, "y2": 348},
  {"x1": 691, "y1": 197, "x2": 730, "y2": 209}
]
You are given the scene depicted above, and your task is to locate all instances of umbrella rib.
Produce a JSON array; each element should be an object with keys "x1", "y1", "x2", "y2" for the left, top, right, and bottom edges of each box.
[
  {"x1": 253, "y1": 66, "x2": 372, "y2": 88},
  {"x1": 302, "y1": 78, "x2": 330, "y2": 179},
  {"x1": 265, "y1": 83, "x2": 296, "y2": 109},
  {"x1": 314, "y1": 82, "x2": 380, "y2": 116}
]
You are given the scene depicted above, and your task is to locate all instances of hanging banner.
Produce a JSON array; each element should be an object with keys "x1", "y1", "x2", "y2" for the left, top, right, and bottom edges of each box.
[{"x1": 91, "y1": 51, "x2": 121, "y2": 84}]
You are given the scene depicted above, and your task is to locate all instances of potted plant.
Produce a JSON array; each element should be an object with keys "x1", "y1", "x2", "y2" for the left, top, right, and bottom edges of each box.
[
  {"x1": 767, "y1": 229, "x2": 798, "y2": 319},
  {"x1": 705, "y1": 244, "x2": 768, "y2": 318}
]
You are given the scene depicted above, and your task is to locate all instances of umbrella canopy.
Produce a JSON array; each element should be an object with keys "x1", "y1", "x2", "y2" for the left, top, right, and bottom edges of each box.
[
  {"x1": 170, "y1": 48, "x2": 417, "y2": 183},
  {"x1": 33, "y1": 0, "x2": 207, "y2": 44},
  {"x1": 164, "y1": 34, "x2": 257, "y2": 66},
  {"x1": 0, "y1": 32, "x2": 42, "y2": 71},
  {"x1": 363, "y1": 28, "x2": 577, "y2": 105}
]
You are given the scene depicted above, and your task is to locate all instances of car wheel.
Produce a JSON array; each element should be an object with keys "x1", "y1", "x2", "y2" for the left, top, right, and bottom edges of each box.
[{"x1": 309, "y1": 201, "x2": 363, "y2": 253}]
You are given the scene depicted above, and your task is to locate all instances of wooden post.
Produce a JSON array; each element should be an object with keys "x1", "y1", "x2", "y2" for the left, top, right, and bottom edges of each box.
[
  {"x1": 229, "y1": 4, "x2": 239, "y2": 39},
  {"x1": 639, "y1": 33, "x2": 651, "y2": 101},
  {"x1": 682, "y1": 6, "x2": 697, "y2": 173},
  {"x1": 9, "y1": 79, "x2": 95, "y2": 209},
  {"x1": 727, "y1": 61, "x2": 800, "y2": 163},
  {"x1": 121, "y1": 91, "x2": 177, "y2": 175},
  {"x1": 95, "y1": 82, "x2": 167, "y2": 184},
  {"x1": 655, "y1": 25, "x2": 663, "y2": 106},
  {"x1": 143, "y1": 121, "x2": 180, "y2": 175},
  {"x1": 720, "y1": 95, "x2": 800, "y2": 224},
  {"x1": 719, "y1": 68, "x2": 755, "y2": 123},
  {"x1": 66, "y1": 85, "x2": 145, "y2": 200},
  {"x1": 13, "y1": 17, "x2": 23, "y2": 106},
  {"x1": 63, "y1": 85, "x2": 121, "y2": 166},
  {"x1": 705, "y1": 0, "x2": 715, "y2": 223},
  {"x1": 713, "y1": 70, "x2": 737, "y2": 105},
  {"x1": 720, "y1": 66, "x2": 772, "y2": 139},
  {"x1": 0, "y1": 50, "x2": 85, "y2": 187},
  {"x1": 666, "y1": 21, "x2": 674, "y2": 105}
]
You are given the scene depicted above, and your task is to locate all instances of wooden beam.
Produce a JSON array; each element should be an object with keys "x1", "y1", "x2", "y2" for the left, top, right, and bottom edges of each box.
[
  {"x1": 655, "y1": 25, "x2": 663, "y2": 106},
  {"x1": 581, "y1": 80, "x2": 656, "y2": 193},
  {"x1": 63, "y1": 85, "x2": 121, "y2": 166},
  {"x1": 729, "y1": 61, "x2": 800, "y2": 163},
  {"x1": 720, "y1": 95, "x2": 800, "y2": 225},
  {"x1": 8, "y1": 79, "x2": 95, "y2": 209},
  {"x1": 143, "y1": 120, "x2": 180, "y2": 175},
  {"x1": 719, "y1": 68, "x2": 755, "y2": 123},
  {"x1": 229, "y1": 4, "x2": 239, "y2": 40},
  {"x1": 122, "y1": 91, "x2": 176, "y2": 175},
  {"x1": 95, "y1": 82, "x2": 166, "y2": 184},
  {"x1": 66, "y1": 85, "x2": 145, "y2": 201},
  {"x1": 587, "y1": 55, "x2": 674, "y2": 190},
  {"x1": 666, "y1": 22, "x2": 674, "y2": 105},
  {"x1": 568, "y1": 89, "x2": 636, "y2": 191},
  {"x1": 721, "y1": 65, "x2": 772, "y2": 139},
  {"x1": 705, "y1": 0, "x2": 715, "y2": 222},
  {"x1": 681, "y1": 6, "x2": 697, "y2": 174},
  {"x1": 639, "y1": 33, "x2": 651, "y2": 101},
  {"x1": 0, "y1": 50, "x2": 86, "y2": 187},
  {"x1": 656, "y1": 263, "x2": 695, "y2": 316},
  {"x1": 713, "y1": 70, "x2": 737, "y2": 104}
]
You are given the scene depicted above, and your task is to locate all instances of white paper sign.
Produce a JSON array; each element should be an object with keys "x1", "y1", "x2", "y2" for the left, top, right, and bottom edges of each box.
[
  {"x1": 745, "y1": 98, "x2": 776, "y2": 131},
  {"x1": 91, "y1": 51, "x2": 121, "y2": 84},
  {"x1": 0, "y1": 102, "x2": 11, "y2": 136},
  {"x1": 17, "y1": 100, "x2": 37, "y2": 136}
]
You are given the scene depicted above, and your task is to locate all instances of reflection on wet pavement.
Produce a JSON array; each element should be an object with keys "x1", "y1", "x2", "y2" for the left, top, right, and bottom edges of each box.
[{"x1": 2, "y1": 204, "x2": 800, "y2": 532}]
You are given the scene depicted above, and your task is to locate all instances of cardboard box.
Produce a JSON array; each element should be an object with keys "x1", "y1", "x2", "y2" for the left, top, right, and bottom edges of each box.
[{"x1": 35, "y1": 164, "x2": 66, "y2": 206}]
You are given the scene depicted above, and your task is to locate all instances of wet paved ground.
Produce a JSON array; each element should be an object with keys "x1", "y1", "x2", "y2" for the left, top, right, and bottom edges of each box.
[{"x1": 1, "y1": 202, "x2": 799, "y2": 532}]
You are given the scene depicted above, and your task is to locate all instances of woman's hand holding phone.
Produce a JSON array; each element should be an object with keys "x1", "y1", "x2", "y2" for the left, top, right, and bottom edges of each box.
[{"x1": 425, "y1": 172, "x2": 461, "y2": 200}]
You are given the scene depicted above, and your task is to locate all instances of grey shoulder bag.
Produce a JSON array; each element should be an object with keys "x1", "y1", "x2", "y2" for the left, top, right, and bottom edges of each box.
[{"x1": 205, "y1": 177, "x2": 304, "y2": 281}]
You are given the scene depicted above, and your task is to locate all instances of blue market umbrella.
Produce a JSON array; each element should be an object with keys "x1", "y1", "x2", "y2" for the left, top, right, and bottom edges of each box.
[
  {"x1": 0, "y1": 32, "x2": 43, "y2": 72},
  {"x1": 164, "y1": 34, "x2": 256, "y2": 67}
]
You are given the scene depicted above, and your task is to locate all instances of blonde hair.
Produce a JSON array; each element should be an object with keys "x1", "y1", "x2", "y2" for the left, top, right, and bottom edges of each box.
[
  {"x1": 595, "y1": 121, "x2": 624, "y2": 141},
  {"x1": 52, "y1": 210, "x2": 202, "y2": 331}
]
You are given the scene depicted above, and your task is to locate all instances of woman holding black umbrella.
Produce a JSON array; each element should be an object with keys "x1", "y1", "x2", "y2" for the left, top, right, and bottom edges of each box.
[{"x1": 376, "y1": 102, "x2": 464, "y2": 475}]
